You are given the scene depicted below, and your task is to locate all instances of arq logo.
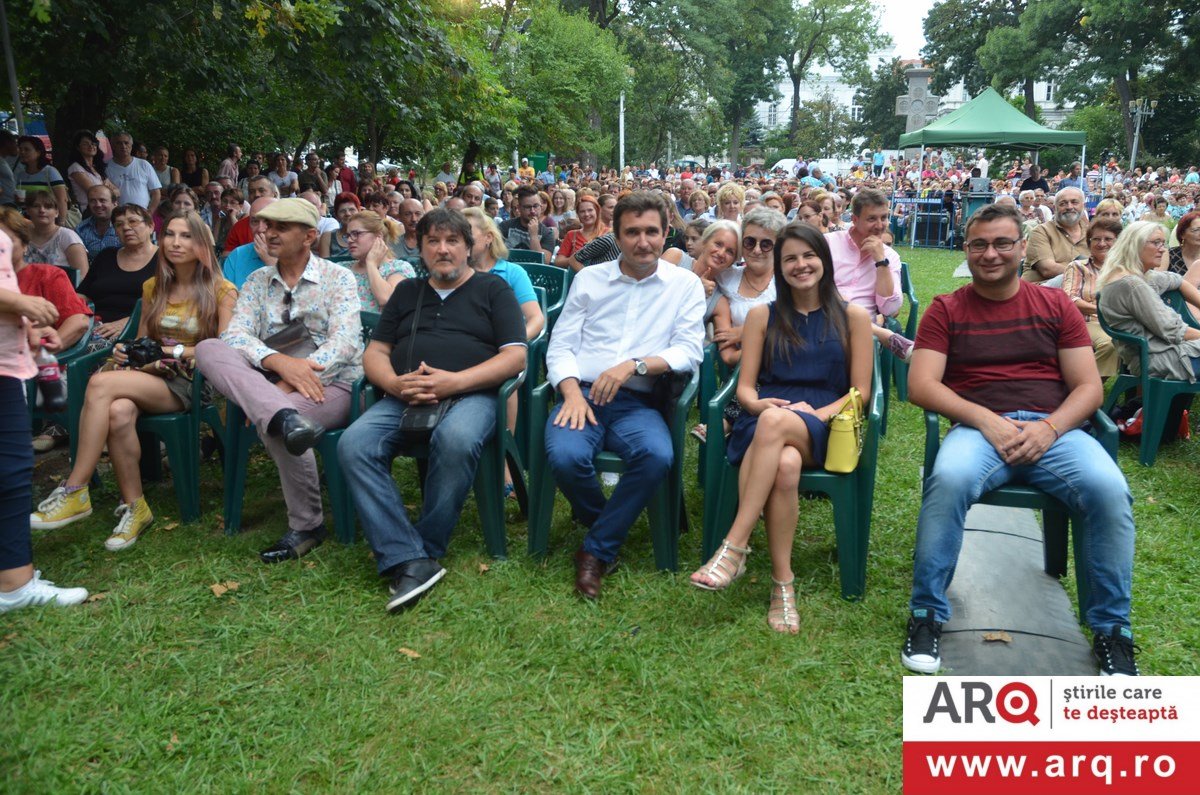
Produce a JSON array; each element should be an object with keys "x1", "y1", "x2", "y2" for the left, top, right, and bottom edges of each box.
[{"x1": 923, "y1": 681, "x2": 1040, "y2": 725}]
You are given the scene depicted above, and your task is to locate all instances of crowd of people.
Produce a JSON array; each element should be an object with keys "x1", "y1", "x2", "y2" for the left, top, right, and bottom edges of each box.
[{"x1": 6, "y1": 130, "x2": 1198, "y2": 678}]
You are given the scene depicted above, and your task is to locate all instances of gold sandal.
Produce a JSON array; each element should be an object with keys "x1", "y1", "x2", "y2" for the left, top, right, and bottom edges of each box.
[
  {"x1": 690, "y1": 540, "x2": 750, "y2": 591},
  {"x1": 767, "y1": 578, "x2": 800, "y2": 633}
]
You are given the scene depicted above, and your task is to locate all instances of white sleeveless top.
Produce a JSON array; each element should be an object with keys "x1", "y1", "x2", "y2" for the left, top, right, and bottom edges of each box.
[{"x1": 717, "y1": 265, "x2": 776, "y2": 326}]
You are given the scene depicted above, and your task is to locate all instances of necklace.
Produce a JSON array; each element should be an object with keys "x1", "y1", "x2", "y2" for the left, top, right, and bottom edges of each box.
[{"x1": 742, "y1": 271, "x2": 772, "y2": 296}]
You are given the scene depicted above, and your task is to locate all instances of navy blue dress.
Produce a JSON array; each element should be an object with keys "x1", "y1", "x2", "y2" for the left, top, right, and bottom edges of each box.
[{"x1": 725, "y1": 305, "x2": 848, "y2": 467}]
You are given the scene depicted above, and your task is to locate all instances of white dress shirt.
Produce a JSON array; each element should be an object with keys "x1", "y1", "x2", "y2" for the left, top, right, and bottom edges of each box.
[{"x1": 546, "y1": 258, "x2": 706, "y2": 392}]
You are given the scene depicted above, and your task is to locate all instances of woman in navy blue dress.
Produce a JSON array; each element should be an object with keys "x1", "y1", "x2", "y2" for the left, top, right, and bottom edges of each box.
[{"x1": 690, "y1": 223, "x2": 873, "y2": 633}]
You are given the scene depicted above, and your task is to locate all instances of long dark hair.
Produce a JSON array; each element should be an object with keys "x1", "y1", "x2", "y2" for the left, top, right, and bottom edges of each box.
[
  {"x1": 17, "y1": 135, "x2": 49, "y2": 171},
  {"x1": 68, "y1": 129, "x2": 106, "y2": 178},
  {"x1": 146, "y1": 210, "x2": 221, "y2": 342},
  {"x1": 764, "y1": 222, "x2": 849, "y2": 370}
]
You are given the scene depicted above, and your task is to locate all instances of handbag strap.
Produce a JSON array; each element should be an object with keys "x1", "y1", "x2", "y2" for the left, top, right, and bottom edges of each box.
[{"x1": 406, "y1": 279, "x2": 426, "y2": 373}]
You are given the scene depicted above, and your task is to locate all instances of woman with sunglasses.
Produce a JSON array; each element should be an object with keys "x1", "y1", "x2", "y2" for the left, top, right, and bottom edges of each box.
[
  {"x1": 691, "y1": 222, "x2": 873, "y2": 633},
  {"x1": 30, "y1": 211, "x2": 237, "y2": 551},
  {"x1": 1062, "y1": 218, "x2": 1121, "y2": 378},
  {"x1": 711, "y1": 208, "x2": 784, "y2": 366},
  {"x1": 1098, "y1": 221, "x2": 1200, "y2": 384}
]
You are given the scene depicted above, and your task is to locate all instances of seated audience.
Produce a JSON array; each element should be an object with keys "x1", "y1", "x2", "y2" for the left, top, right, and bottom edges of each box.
[
  {"x1": 317, "y1": 192, "x2": 361, "y2": 259},
  {"x1": 30, "y1": 211, "x2": 236, "y2": 550},
  {"x1": 691, "y1": 223, "x2": 872, "y2": 634},
  {"x1": 498, "y1": 186, "x2": 554, "y2": 263},
  {"x1": 1099, "y1": 220, "x2": 1200, "y2": 382},
  {"x1": 712, "y1": 215, "x2": 778, "y2": 368},
  {"x1": 22, "y1": 191, "x2": 87, "y2": 280},
  {"x1": 337, "y1": 208, "x2": 527, "y2": 612},
  {"x1": 1, "y1": 207, "x2": 91, "y2": 353},
  {"x1": 1024, "y1": 187, "x2": 1089, "y2": 286},
  {"x1": 1062, "y1": 219, "x2": 1121, "y2": 378},
  {"x1": 65, "y1": 130, "x2": 114, "y2": 210},
  {"x1": 196, "y1": 198, "x2": 363, "y2": 565},
  {"x1": 544, "y1": 192, "x2": 705, "y2": 600},
  {"x1": 76, "y1": 184, "x2": 121, "y2": 261},
  {"x1": 901, "y1": 203, "x2": 1138, "y2": 677},
  {"x1": 553, "y1": 194, "x2": 607, "y2": 270},
  {"x1": 1164, "y1": 211, "x2": 1200, "y2": 279},
  {"x1": 341, "y1": 210, "x2": 416, "y2": 312},
  {"x1": 15, "y1": 135, "x2": 68, "y2": 220},
  {"x1": 78, "y1": 204, "x2": 159, "y2": 344}
]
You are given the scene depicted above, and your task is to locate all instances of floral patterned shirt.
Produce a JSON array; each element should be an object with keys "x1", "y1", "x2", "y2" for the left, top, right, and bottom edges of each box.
[
  {"x1": 220, "y1": 253, "x2": 363, "y2": 384},
  {"x1": 341, "y1": 258, "x2": 416, "y2": 312}
]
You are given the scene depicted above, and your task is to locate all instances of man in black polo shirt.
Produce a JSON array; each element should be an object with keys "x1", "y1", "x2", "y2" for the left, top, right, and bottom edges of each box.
[{"x1": 338, "y1": 208, "x2": 527, "y2": 613}]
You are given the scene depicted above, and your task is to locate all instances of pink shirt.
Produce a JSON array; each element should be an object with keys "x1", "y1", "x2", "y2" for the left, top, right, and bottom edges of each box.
[
  {"x1": 0, "y1": 229, "x2": 35, "y2": 380},
  {"x1": 825, "y1": 229, "x2": 902, "y2": 317}
]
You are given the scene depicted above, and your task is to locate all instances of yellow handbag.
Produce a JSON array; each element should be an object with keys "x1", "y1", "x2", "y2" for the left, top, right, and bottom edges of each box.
[{"x1": 825, "y1": 387, "x2": 864, "y2": 473}]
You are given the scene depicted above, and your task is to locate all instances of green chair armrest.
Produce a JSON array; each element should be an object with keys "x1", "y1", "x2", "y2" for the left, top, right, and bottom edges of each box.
[
  {"x1": 1096, "y1": 304, "x2": 1150, "y2": 381},
  {"x1": 923, "y1": 410, "x2": 943, "y2": 478},
  {"x1": 1090, "y1": 408, "x2": 1118, "y2": 460}
]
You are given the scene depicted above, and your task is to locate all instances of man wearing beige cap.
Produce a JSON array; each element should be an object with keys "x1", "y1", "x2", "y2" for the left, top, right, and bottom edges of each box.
[{"x1": 196, "y1": 197, "x2": 364, "y2": 563}]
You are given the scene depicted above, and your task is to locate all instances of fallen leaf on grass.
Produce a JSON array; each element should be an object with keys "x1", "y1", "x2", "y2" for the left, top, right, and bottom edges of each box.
[
  {"x1": 304, "y1": 560, "x2": 317, "y2": 569},
  {"x1": 160, "y1": 522, "x2": 179, "y2": 532},
  {"x1": 1145, "y1": 496, "x2": 1158, "y2": 504},
  {"x1": 166, "y1": 733, "x2": 179, "y2": 752},
  {"x1": 0, "y1": 632, "x2": 16, "y2": 650},
  {"x1": 84, "y1": 592, "x2": 108, "y2": 603},
  {"x1": 477, "y1": 563, "x2": 490, "y2": 574},
  {"x1": 210, "y1": 581, "x2": 240, "y2": 597},
  {"x1": 982, "y1": 631, "x2": 1012, "y2": 644},
  {"x1": 397, "y1": 647, "x2": 421, "y2": 659}
]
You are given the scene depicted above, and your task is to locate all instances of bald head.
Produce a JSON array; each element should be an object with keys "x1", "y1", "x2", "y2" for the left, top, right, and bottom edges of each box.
[
  {"x1": 299, "y1": 190, "x2": 324, "y2": 215},
  {"x1": 444, "y1": 197, "x2": 467, "y2": 212},
  {"x1": 249, "y1": 196, "x2": 277, "y2": 233},
  {"x1": 399, "y1": 199, "x2": 424, "y2": 238}
]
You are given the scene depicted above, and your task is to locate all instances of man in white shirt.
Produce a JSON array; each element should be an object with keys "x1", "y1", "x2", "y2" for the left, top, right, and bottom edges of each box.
[
  {"x1": 105, "y1": 132, "x2": 161, "y2": 209},
  {"x1": 544, "y1": 192, "x2": 706, "y2": 600}
]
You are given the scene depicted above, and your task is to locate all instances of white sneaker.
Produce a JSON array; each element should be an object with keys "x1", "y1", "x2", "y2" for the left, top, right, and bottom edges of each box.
[
  {"x1": 600, "y1": 472, "x2": 620, "y2": 487},
  {"x1": 0, "y1": 570, "x2": 89, "y2": 614}
]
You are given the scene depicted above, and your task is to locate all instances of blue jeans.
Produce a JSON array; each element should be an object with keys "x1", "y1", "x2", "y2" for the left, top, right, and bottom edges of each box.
[
  {"x1": 338, "y1": 392, "x2": 496, "y2": 574},
  {"x1": 910, "y1": 412, "x2": 1134, "y2": 634},
  {"x1": 544, "y1": 387, "x2": 672, "y2": 563},
  {"x1": 1, "y1": 377, "x2": 33, "y2": 570}
]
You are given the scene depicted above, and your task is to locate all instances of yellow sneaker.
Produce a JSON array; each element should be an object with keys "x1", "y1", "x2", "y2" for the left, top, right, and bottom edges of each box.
[
  {"x1": 104, "y1": 497, "x2": 153, "y2": 551},
  {"x1": 31, "y1": 484, "x2": 92, "y2": 530}
]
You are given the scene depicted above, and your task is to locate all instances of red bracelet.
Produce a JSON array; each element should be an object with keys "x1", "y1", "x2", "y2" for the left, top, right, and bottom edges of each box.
[{"x1": 1041, "y1": 418, "x2": 1061, "y2": 439}]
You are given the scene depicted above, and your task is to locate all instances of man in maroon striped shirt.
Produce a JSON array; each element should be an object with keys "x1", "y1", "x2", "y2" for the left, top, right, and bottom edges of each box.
[{"x1": 900, "y1": 202, "x2": 1139, "y2": 677}]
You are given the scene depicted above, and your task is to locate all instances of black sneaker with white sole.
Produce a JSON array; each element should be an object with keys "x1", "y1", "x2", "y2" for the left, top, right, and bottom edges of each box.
[
  {"x1": 1093, "y1": 626, "x2": 1140, "y2": 676},
  {"x1": 386, "y1": 558, "x2": 446, "y2": 613},
  {"x1": 901, "y1": 609, "x2": 943, "y2": 674}
]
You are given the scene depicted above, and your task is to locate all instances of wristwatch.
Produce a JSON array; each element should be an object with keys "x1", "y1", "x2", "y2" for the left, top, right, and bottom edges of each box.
[
  {"x1": 874, "y1": 259, "x2": 889, "y2": 268},
  {"x1": 172, "y1": 344, "x2": 185, "y2": 359},
  {"x1": 632, "y1": 358, "x2": 648, "y2": 376}
]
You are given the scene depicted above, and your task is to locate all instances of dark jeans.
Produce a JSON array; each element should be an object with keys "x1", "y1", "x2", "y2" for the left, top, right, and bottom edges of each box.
[{"x1": 0, "y1": 377, "x2": 33, "y2": 569}]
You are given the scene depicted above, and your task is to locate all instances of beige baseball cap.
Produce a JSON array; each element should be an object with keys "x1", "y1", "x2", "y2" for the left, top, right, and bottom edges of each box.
[{"x1": 254, "y1": 197, "x2": 319, "y2": 228}]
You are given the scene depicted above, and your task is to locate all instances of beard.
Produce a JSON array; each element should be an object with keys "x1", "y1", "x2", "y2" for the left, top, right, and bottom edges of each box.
[{"x1": 1056, "y1": 210, "x2": 1080, "y2": 226}]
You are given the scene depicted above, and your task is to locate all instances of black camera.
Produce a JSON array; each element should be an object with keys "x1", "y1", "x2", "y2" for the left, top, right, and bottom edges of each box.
[{"x1": 123, "y1": 337, "x2": 164, "y2": 367}]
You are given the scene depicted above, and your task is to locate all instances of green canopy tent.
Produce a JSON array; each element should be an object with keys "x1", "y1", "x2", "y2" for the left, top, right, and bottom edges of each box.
[{"x1": 897, "y1": 87, "x2": 1087, "y2": 246}]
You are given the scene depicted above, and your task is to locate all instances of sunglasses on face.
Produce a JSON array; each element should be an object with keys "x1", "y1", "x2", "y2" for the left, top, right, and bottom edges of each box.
[{"x1": 742, "y1": 236, "x2": 774, "y2": 253}]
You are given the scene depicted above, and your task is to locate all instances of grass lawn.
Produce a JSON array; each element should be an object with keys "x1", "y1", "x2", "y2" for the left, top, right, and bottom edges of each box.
[{"x1": 4, "y1": 246, "x2": 1198, "y2": 793}]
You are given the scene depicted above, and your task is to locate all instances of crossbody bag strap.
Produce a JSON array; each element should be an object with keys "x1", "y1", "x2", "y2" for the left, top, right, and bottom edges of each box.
[{"x1": 406, "y1": 279, "x2": 426, "y2": 373}]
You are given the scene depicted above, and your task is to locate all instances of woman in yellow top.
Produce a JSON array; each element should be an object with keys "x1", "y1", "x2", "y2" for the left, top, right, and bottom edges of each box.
[{"x1": 30, "y1": 211, "x2": 237, "y2": 551}]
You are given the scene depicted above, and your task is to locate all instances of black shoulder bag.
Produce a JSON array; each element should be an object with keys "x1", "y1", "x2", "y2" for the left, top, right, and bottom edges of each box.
[{"x1": 397, "y1": 281, "x2": 457, "y2": 441}]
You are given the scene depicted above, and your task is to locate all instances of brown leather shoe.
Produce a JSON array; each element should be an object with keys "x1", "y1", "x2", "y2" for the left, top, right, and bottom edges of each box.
[{"x1": 574, "y1": 548, "x2": 609, "y2": 600}]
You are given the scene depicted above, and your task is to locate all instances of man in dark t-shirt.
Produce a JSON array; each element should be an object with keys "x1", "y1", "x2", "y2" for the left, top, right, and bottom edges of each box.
[
  {"x1": 338, "y1": 208, "x2": 526, "y2": 614},
  {"x1": 1018, "y1": 163, "x2": 1051, "y2": 194},
  {"x1": 901, "y1": 203, "x2": 1140, "y2": 677}
]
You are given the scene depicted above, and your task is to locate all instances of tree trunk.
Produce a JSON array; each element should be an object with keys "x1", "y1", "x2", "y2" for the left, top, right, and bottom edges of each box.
[
  {"x1": 1113, "y1": 71, "x2": 1135, "y2": 155},
  {"x1": 461, "y1": 139, "x2": 481, "y2": 174},
  {"x1": 48, "y1": 30, "x2": 116, "y2": 160},
  {"x1": 789, "y1": 71, "x2": 802, "y2": 143},
  {"x1": 728, "y1": 108, "x2": 743, "y2": 169},
  {"x1": 1022, "y1": 77, "x2": 1036, "y2": 119}
]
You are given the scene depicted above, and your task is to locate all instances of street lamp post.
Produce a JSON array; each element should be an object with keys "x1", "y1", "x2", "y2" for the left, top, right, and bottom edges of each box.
[{"x1": 1128, "y1": 98, "x2": 1157, "y2": 171}]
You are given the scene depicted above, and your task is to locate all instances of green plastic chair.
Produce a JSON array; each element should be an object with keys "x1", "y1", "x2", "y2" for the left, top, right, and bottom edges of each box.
[
  {"x1": 526, "y1": 369, "x2": 701, "y2": 571},
  {"x1": 922, "y1": 409, "x2": 1119, "y2": 616},
  {"x1": 507, "y1": 247, "x2": 547, "y2": 265},
  {"x1": 65, "y1": 299, "x2": 218, "y2": 523},
  {"x1": 1097, "y1": 290, "x2": 1200, "y2": 465},
  {"x1": 514, "y1": 287, "x2": 550, "y2": 468},
  {"x1": 518, "y1": 261, "x2": 572, "y2": 328},
  {"x1": 695, "y1": 341, "x2": 734, "y2": 489},
  {"x1": 700, "y1": 350, "x2": 884, "y2": 600},
  {"x1": 222, "y1": 311, "x2": 380, "y2": 544},
  {"x1": 893, "y1": 261, "x2": 920, "y2": 403}
]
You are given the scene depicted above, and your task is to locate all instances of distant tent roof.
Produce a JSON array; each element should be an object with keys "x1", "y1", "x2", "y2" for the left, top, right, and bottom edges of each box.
[{"x1": 898, "y1": 87, "x2": 1085, "y2": 151}]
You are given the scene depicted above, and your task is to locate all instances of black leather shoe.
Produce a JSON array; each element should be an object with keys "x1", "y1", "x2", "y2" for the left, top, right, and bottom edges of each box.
[
  {"x1": 259, "y1": 526, "x2": 327, "y2": 564},
  {"x1": 386, "y1": 558, "x2": 446, "y2": 613},
  {"x1": 268, "y1": 409, "x2": 325, "y2": 456}
]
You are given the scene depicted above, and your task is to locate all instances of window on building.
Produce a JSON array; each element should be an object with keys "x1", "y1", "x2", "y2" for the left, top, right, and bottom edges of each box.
[
  {"x1": 850, "y1": 105, "x2": 863, "y2": 122},
  {"x1": 767, "y1": 103, "x2": 778, "y2": 128},
  {"x1": 1045, "y1": 83, "x2": 1054, "y2": 102}
]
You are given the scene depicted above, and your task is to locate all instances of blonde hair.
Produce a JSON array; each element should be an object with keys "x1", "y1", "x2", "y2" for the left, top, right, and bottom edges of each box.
[
  {"x1": 699, "y1": 219, "x2": 741, "y2": 263},
  {"x1": 146, "y1": 210, "x2": 221, "y2": 342},
  {"x1": 714, "y1": 182, "x2": 745, "y2": 209},
  {"x1": 1098, "y1": 220, "x2": 1161, "y2": 287},
  {"x1": 462, "y1": 207, "x2": 509, "y2": 261},
  {"x1": 348, "y1": 210, "x2": 402, "y2": 245}
]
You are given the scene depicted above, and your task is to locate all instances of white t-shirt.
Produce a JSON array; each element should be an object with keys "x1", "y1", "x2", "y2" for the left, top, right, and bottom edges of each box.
[
  {"x1": 25, "y1": 227, "x2": 84, "y2": 269},
  {"x1": 66, "y1": 162, "x2": 102, "y2": 207},
  {"x1": 106, "y1": 157, "x2": 161, "y2": 208},
  {"x1": 976, "y1": 157, "x2": 989, "y2": 178},
  {"x1": 268, "y1": 170, "x2": 299, "y2": 195}
]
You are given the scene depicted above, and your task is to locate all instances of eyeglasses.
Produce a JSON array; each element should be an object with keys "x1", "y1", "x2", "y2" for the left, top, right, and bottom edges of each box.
[
  {"x1": 742, "y1": 236, "x2": 775, "y2": 253},
  {"x1": 965, "y1": 238, "x2": 1019, "y2": 253},
  {"x1": 1145, "y1": 239, "x2": 1167, "y2": 248},
  {"x1": 345, "y1": 230, "x2": 372, "y2": 241},
  {"x1": 282, "y1": 290, "x2": 294, "y2": 324}
]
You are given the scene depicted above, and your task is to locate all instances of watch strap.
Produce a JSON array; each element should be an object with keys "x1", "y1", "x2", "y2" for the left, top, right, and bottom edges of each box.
[{"x1": 874, "y1": 259, "x2": 889, "y2": 268}]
